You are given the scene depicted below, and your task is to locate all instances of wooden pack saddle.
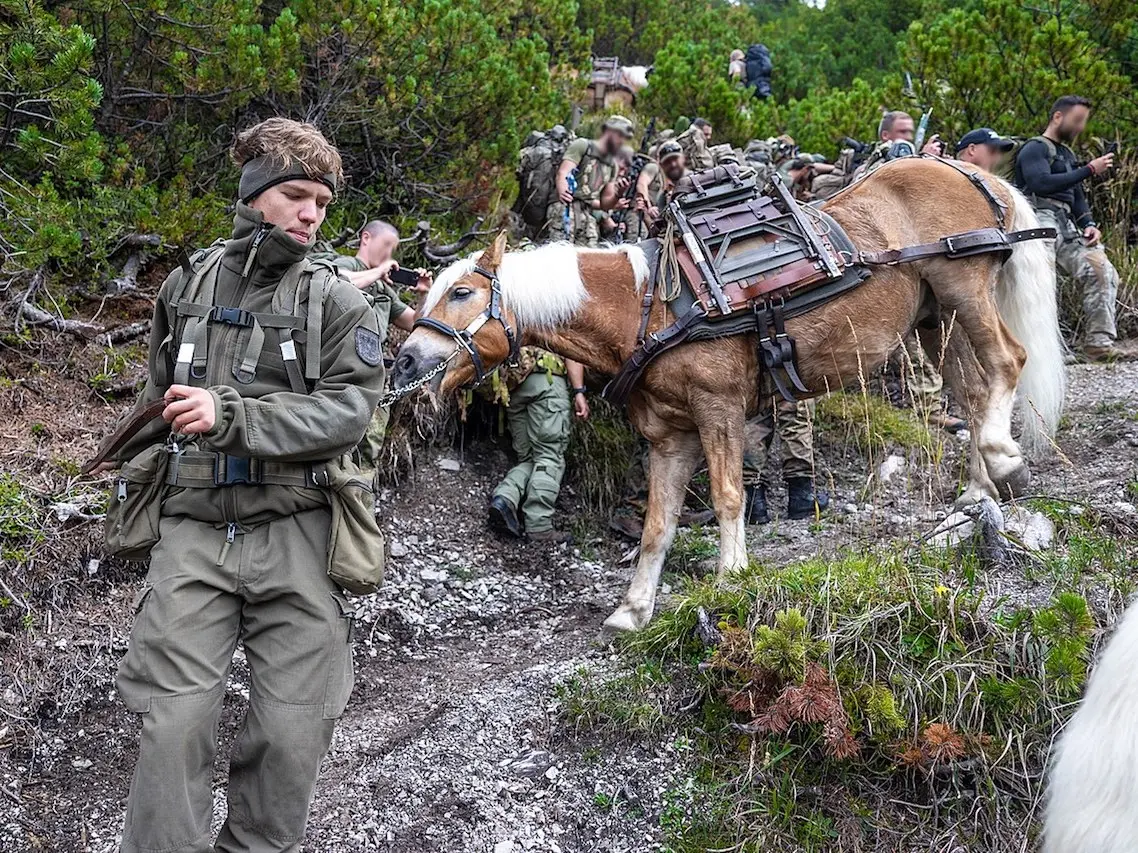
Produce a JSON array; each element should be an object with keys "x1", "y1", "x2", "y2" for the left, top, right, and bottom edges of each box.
[{"x1": 667, "y1": 164, "x2": 850, "y2": 318}]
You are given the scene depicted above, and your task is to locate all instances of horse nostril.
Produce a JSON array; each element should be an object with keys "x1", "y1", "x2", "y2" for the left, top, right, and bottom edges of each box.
[{"x1": 395, "y1": 352, "x2": 416, "y2": 377}]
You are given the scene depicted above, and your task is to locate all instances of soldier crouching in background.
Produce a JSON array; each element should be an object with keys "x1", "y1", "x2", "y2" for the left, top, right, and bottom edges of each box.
[{"x1": 104, "y1": 117, "x2": 385, "y2": 853}]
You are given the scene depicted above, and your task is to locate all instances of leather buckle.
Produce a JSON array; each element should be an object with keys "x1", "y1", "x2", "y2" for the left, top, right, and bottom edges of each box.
[
  {"x1": 213, "y1": 454, "x2": 262, "y2": 486},
  {"x1": 210, "y1": 306, "x2": 254, "y2": 327},
  {"x1": 943, "y1": 235, "x2": 957, "y2": 255}
]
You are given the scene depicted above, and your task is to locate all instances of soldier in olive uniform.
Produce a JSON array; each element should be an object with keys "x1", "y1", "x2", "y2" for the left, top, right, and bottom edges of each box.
[
  {"x1": 743, "y1": 399, "x2": 829, "y2": 523},
  {"x1": 330, "y1": 221, "x2": 433, "y2": 467},
  {"x1": 488, "y1": 347, "x2": 591, "y2": 544},
  {"x1": 548, "y1": 115, "x2": 634, "y2": 247},
  {"x1": 108, "y1": 118, "x2": 385, "y2": 853}
]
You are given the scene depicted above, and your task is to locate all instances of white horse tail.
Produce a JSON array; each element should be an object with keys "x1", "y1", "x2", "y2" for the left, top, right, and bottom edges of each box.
[
  {"x1": 993, "y1": 181, "x2": 1066, "y2": 454},
  {"x1": 1044, "y1": 601, "x2": 1138, "y2": 852}
]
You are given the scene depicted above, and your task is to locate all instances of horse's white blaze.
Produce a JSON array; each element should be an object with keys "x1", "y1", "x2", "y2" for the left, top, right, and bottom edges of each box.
[
  {"x1": 424, "y1": 242, "x2": 649, "y2": 328},
  {"x1": 1044, "y1": 599, "x2": 1138, "y2": 852},
  {"x1": 994, "y1": 181, "x2": 1066, "y2": 454}
]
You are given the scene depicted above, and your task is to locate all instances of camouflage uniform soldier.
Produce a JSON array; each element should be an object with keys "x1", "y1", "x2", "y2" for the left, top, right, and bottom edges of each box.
[
  {"x1": 329, "y1": 221, "x2": 433, "y2": 466},
  {"x1": 488, "y1": 347, "x2": 591, "y2": 543},
  {"x1": 107, "y1": 118, "x2": 385, "y2": 852},
  {"x1": 743, "y1": 398, "x2": 829, "y2": 523},
  {"x1": 1014, "y1": 95, "x2": 1122, "y2": 360},
  {"x1": 676, "y1": 118, "x2": 714, "y2": 172},
  {"x1": 548, "y1": 116, "x2": 633, "y2": 246},
  {"x1": 633, "y1": 140, "x2": 688, "y2": 233}
]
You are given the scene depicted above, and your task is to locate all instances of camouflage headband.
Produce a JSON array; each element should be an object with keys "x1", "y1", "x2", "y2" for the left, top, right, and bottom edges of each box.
[{"x1": 238, "y1": 155, "x2": 338, "y2": 203}]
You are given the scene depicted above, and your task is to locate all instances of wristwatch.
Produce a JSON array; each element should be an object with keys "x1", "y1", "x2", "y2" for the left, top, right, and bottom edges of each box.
[{"x1": 572, "y1": 386, "x2": 588, "y2": 397}]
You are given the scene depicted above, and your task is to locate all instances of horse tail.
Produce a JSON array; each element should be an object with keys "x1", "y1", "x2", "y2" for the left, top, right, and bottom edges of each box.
[
  {"x1": 1044, "y1": 601, "x2": 1138, "y2": 853},
  {"x1": 993, "y1": 181, "x2": 1066, "y2": 454}
]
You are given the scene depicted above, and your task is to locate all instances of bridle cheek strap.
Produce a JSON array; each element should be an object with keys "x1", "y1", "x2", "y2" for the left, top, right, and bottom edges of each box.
[{"x1": 411, "y1": 266, "x2": 521, "y2": 388}]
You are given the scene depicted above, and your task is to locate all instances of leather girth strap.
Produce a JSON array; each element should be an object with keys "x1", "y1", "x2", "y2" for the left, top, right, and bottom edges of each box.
[
  {"x1": 81, "y1": 399, "x2": 168, "y2": 474},
  {"x1": 856, "y1": 227, "x2": 1054, "y2": 266}
]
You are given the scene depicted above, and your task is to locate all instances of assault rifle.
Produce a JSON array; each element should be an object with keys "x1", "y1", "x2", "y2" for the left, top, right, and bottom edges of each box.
[{"x1": 611, "y1": 116, "x2": 657, "y2": 244}]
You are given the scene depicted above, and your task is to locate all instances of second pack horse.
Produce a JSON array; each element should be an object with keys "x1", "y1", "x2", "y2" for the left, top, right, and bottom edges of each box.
[{"x1": 392, "y1": 157, "x2": 1065, "y2": 632}]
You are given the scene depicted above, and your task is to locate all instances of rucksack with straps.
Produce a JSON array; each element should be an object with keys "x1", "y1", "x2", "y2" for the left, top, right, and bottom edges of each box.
[
  {"x1": 514, "y1": 126, "x2": 574, "y2": 229},
  {"x1": 167, "y1": 244, "x2": 341, "y2": 396},
  {"x1": 1005, "y1": 135, "x2": 1056, "y2": 185},
  {"x1": 677, "y1": 124, "x2": 714, "y2": 172}
]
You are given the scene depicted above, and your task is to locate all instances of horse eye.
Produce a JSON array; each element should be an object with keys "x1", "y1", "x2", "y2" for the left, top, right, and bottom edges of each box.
[{"x1": 451, "y1": 286, "x2": 473, "y2": 299}]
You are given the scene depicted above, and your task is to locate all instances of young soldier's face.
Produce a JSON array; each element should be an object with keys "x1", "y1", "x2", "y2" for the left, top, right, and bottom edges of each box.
[{"x1": 250, "y1": 179, "x2": 332, "y2": 245}]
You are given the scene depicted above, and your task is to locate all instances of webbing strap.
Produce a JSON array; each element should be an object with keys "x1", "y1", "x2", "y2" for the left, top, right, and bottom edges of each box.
[
  {"x1": 173, "y1": 249, "x2": 224, "y2": 385},
  {"x1": 278, "y1": 331, "x2": 308, "y2": 394},
  {"x1": 234, "y1": 318, "x2": 266, "y2": 383},
  {"x1": 165, "y1": 450, "x2": 317, "y2": 488},
  {"x1": 305, "y1": 273, "x2": 325, "y2": 381}
]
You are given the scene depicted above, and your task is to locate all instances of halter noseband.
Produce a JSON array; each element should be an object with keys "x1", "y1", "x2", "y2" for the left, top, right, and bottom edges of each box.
[{"x1": 412, "y1": 266, "x2": 521, "y2": 387}]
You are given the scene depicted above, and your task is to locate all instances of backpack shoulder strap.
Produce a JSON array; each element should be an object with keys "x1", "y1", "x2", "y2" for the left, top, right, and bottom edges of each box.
[{"x1": 1030, "y1": 135, "x2": 1057, "y2": 164}]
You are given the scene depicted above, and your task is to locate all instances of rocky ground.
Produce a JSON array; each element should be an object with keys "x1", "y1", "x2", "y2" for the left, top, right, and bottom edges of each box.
[{"x1": 2, "y1": 357, "x2": 1137, "y2": 853}]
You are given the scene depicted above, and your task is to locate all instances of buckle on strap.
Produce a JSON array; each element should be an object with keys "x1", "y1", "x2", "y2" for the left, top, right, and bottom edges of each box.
[
  {"x1": 213, "y1": 454, "x2": 262, "y2": 486},
  {"x1": 210, "y1": 306, "x2": 255, "y2": 327}
]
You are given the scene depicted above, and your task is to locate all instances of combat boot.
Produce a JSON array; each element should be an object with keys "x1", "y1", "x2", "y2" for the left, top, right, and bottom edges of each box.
[
  {"x1": 744, "y1": 484, "x2": 770, "y2": 525},
  {"x1": 528, "y1": 528, "x2": 573, "y2": 545},
  {"x1": 786, "y1": 477, "x2": 829, "y2": 520},
  {"x1": 488, "y1": 495, "x2": 523, "y2": 538}
]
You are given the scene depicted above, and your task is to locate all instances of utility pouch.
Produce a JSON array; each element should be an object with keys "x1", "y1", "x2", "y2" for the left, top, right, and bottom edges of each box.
[
  {"x1": 322, "y1": 454, "x2": 386, "y2": 595},
  {"x1": 105, "y1": 443, "x2": 170, "y2": 560}
]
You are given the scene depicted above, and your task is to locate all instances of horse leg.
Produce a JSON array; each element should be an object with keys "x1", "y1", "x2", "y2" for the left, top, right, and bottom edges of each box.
[
  {"x1": 603, "y1": 430, "x2": 703, "y2": 633},
  {"x1": 697, "y1": 404, "x2": 748, "y2": 578},
  {"x1": 928, "y1": 264, "x2": 1029, "y2": 501}
]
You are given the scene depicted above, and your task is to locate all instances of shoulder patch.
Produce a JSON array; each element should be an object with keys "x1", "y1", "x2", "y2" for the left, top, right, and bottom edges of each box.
[{"x1": 355, "y1": 327, "x2": 382, "y2": 367}]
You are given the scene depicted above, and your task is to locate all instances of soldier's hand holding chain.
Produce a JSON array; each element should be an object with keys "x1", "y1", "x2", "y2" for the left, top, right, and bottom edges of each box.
[{"x1": 163, "y1": 385, "x2": 217, "y2": 435}]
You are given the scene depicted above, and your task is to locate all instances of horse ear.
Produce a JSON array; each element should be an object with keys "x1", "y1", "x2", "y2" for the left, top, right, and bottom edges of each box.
[{"x1": 479, "y1": 231, "x2": 509, "y2": 270}]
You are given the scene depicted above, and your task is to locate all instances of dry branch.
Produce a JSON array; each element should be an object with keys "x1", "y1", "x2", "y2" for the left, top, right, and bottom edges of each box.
[
  {"x1": 96, "y1": 320, "x2": 150, "y2": 347},
  {"x1": 18, "y1": 302, "x2": 101, "y2": 339}
]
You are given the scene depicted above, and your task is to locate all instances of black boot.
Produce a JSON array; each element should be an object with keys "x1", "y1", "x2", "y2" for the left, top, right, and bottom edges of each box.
[
  {"x1": 744, "y1": 484, "x2": 770, "y2": 525},
  {"x1": 488, "y1": 495, "x2": 523, "y2": 538},
  {"x1": 786, "y1": 477, "x2": 829, "y2": 520}
]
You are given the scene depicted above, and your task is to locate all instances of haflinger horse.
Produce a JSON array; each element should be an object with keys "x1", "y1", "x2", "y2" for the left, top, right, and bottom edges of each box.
[{"x1": 393, "y1": 157, "x2": 1065, "y2": 633}]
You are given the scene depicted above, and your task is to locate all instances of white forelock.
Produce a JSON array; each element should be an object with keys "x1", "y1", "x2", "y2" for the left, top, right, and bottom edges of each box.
[{"x1": 422, "y1": 241, "x2": 649, "y2": 329}]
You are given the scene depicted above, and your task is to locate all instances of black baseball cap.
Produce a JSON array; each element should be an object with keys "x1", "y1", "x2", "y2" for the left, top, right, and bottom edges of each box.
[{"x1": 955, "y1": 128, "x2": 1015, "y2": 154}]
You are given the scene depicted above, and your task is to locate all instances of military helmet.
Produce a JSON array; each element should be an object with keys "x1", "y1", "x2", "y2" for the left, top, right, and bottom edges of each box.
[
  {"x1": 603, "y1": 115, "x2": 635, "y2": 138},
  {"x1": 658, "y1": 140, "x2": 684, "y2": 162}
]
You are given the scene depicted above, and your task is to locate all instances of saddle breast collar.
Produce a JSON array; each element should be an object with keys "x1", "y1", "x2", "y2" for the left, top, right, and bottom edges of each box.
[{"x1": 413, "y1": 266, "x2": 521, "y2": 387}]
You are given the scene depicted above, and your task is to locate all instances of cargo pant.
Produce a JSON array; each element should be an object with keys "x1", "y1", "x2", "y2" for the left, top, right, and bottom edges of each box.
[
  {"x1": 492, "y1": 371, "x2": 572, "y2": 532},
  {"x1": 117, "y1": 510, "x2": 354, "y2": 853},
  {"x1": 743, "y1": 398, "x2": 816, "y2": 484},
  {"x1": 901, "y1": 332, "x2": 944, "y2": 416},
  {"x1": 1035, "y1": 208, "x2": 1119, "y2": 349},
  {"x1": 545, "y1": 200, "x2": 599, "y2": 247}
]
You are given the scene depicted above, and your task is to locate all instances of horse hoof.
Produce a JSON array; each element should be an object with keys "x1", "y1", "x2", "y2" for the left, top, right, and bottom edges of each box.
[
  {"x1": 602, "y1": 605, "x2": 650, "y2": 634},
  {"x1": 995, "y1": 463, "x2": 1031, "y2": 500},
  {"x1": 955, "y1": 483, "x2": 995, "y2": 508}
]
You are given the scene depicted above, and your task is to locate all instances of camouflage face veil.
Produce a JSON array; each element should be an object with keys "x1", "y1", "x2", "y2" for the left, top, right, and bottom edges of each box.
[{"x1": 238, "y1": 155, "x2": 339, "y2": 203}]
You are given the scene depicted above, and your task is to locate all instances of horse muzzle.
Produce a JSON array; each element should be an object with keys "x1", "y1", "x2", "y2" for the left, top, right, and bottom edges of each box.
[{"x1": 391, "y1": 339, "x2": 446, "y2": 389}]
